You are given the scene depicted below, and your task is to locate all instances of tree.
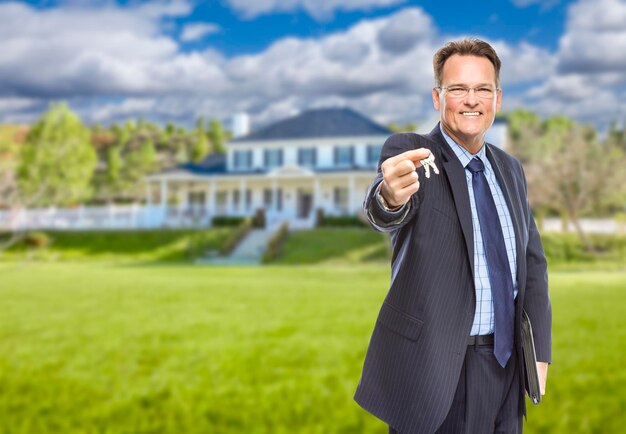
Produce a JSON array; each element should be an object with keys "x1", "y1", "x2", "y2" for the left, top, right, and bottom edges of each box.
[
  {"x1": 388, "y1": 122, "x2": 418, "y2": 133},
  {"x1": 190, "y1": 117, "x2": 210, "y2": 163},
  {"x1": 208, "y1": 119, "x2": 227, "y2": 154},
  {"x1": 511, "y1": 114, "x2": 625, "y2": 251},
  {"x1": 17, "y1": 103, "x2": 97, "y2": 206}
]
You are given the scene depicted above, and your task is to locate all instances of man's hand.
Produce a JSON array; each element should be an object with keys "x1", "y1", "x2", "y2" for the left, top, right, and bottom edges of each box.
[
  {"x1": 537, "y1": 362, "x2": 548, "y2": 395},
  {"x1": 380, "y1": 148, "x2": 432, "y2": 208}
]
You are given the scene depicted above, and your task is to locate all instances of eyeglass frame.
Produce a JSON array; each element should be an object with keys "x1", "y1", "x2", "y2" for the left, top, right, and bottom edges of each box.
[{"x1": 436, "y1": 85, "x2": 501, "y2": 99}]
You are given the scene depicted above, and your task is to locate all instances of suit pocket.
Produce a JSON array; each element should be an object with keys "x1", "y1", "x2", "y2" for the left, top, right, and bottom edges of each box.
[{"x1": 377, "y1": 302, "x2": 424, "y2": 341}]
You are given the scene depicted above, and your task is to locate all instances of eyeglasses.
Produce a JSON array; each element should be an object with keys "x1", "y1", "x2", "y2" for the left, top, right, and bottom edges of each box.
[{"x1": 438, "y1": 86, "x2": 500, "y2": 99}]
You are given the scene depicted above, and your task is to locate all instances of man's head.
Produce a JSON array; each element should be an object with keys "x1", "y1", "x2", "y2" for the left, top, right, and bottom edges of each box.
[{"x1": 431, "y1": 38, "x2": 502, "y2": 153}]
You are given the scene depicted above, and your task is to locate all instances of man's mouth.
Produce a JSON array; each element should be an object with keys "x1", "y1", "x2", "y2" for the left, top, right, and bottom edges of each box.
[{"x1": 461, "y1": 111, "x2": 481, "y2": 116}]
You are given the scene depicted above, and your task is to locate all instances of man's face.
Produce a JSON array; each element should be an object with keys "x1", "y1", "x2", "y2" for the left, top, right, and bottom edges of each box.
[{"x1": 432, "y1": 54, "x2": 502, "y2": 153}]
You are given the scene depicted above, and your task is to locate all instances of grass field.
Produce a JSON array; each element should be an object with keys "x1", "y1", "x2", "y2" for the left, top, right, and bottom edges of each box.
[
  {"x1": 1, "y1": 263, "x2": 625, "y2": 433},
  {"x1": 0, "y1": 229, "x2": 235, "y2": 262}
]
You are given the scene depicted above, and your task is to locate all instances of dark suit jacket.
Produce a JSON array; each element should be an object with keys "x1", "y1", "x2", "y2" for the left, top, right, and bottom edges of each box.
[{"x1": 354, "y1": 125, "x2": 552, "y2": 434}]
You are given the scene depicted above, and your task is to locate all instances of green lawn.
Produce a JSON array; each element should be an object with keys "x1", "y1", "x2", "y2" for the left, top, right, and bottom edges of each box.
[
  {"x1": 0, "y1": 229, "x2": 234, "y2": 262},
  {"x1": 1, "y1": 263, "x2": 624, "y2": 433}
]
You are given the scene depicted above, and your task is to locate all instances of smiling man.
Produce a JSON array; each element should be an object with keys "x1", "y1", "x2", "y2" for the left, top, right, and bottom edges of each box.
[{"x1": 354, "y1": 38, "x2": 552, "y2": 433}]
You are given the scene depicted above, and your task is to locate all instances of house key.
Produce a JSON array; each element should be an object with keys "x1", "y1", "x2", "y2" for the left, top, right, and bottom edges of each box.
[{"x1": 420, "y1": 153, "x2": 440, "y2": 179}]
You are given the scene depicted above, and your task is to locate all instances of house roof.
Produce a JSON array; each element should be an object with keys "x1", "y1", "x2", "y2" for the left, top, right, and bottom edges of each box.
[
  {"x1": 232, "y1": 107, "x2": 391, "y2": 142},
  {"x1": 172, "y1": 153, "x2": 227, "y2": 175}
]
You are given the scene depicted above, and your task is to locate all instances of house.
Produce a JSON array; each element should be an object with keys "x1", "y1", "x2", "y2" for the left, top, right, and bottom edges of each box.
[
  {"x1": 145, "y1": 108, "x2": 509, "y2": 229},
  {"x1": 144, "y1": 107, "x2": 393, "y2": 229},
  {"x1": 0, "y1": 108, "x2": 509, "y2": 232}
]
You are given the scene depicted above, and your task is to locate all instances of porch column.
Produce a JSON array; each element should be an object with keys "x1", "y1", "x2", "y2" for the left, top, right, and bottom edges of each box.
[
  {"x1": 240, "y1": 178, "x2": 247, "y2": 215},
  {"x1": 160, "y1": 179, "x2": 168, "y2": 207},
  {"x1": 160, "y1": 179, "x2": 168, "y2": 226},
  {"x1": 209, "y1": 180, "x2": 216, "y2": 219},
  {"x1": 313, "y1": 177, "x2": 321, "y2": 211},
  {"x1": 348, "y1": 175, "x2": 355, "y2": 215},
  {"x1": 272, "y1": 178, "x2": 278, "y2": 211},
  {"x1": 146, "y1": 182, "x2": 153, "y2": 206}
]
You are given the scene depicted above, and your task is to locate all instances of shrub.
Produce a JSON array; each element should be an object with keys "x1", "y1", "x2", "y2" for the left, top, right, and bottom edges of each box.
[
  {"x1": 318, "y1": 215, "x2": 367, "y2": 228},
  {"x1": 23, "y1": 231, "x2": 52, "y2": 249},
  {"x1": 262, "y1": 222, "x2": 289, "y2": 263},
  {"x1": 212, "y1": 216, "x2": 246, "y2": 227},
  {"x1": 219, "y1": 218, "x2": 253, "y2": 255},
  {"x1": 253, "y1": 208, "x2": 266, "y2": 229}
]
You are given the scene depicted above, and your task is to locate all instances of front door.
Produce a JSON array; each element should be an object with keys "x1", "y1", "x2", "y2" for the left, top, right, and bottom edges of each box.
[{"x1": 297, "y1": 191, "x2": 313, "y2": 219}]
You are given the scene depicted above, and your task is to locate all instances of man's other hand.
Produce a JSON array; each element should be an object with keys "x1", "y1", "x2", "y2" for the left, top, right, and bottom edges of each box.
[
  {"x1": 537, "y1": 362, "x2": 548, "y2": 395},
  {"x1": 380, "y1": 148, "x2": 432, "y2": 208}
]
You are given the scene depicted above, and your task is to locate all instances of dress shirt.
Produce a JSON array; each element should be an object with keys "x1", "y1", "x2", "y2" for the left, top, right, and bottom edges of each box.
[{"x1": 439, "y1": 125, "x2": 518, "y2": 335}]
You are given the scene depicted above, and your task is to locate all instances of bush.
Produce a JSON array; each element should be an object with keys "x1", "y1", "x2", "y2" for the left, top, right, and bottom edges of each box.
[
  {"x1": 318, "y1": 215, "x2": 367, "y2": 228},
  {"x1": 23, "y1": 231, "x2": 52, "y2": 249},
  {"x1": 262, "y1": 222, "x2": 289, "y2": 263},
  {"x1": 220, "y1": 218, "x2": 253, "y2": 255},
  {"x1": 212, "y1": 216, "x2": 246, "y2": 227},
  {"x1": 253, "y1": 208, "x2": 266, "y2": 229}
]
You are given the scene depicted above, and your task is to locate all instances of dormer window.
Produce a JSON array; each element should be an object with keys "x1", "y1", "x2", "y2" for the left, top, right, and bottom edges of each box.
[
  {"x1": 233, "y1": 150, "x2": 252, "y2": 170},
  {"x1": 264, "y1": 149, "x2": 283, "y2": 170},
  {"x1": 367, "y1": 144, "x2": 383, "y2": 167},
  {"x1": 298, "y1": 148, "x2": 316, "y2": 168},
  {"x1": 334, "y1": 146, "x2": 353, "y2": 167}
]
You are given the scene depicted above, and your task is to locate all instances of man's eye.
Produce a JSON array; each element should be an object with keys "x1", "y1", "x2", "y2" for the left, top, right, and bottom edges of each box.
[{"x1": 449, "y1": 87, "x2": 465, "y2": 93}]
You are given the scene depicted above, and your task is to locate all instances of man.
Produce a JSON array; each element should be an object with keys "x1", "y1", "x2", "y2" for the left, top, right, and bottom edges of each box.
[{"x1": 354, "y1": 38, "x2": 552, "y2": 433}]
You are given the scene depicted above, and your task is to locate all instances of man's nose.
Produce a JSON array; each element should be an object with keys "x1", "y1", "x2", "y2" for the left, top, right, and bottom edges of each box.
[{"x1": 464, "y1": 89, "x2": 479, "y2": 105}]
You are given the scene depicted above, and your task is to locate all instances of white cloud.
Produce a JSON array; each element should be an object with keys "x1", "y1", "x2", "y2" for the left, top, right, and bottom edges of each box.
[
  {"x1": 180, "y1": 23, "x2": 221, "y2": 42},
  {"x1": 518, "y1": 0, "x2": 626, "y2": 127},
  {"x1": 557, "y1": 0, "x2": 626, "y2": 75},
  {"x1": 0, "y1": 0, "x2": 623, "y2": 131},
  {"x1": 225, "y1": 0, "x2": 406, "y2": 21}
]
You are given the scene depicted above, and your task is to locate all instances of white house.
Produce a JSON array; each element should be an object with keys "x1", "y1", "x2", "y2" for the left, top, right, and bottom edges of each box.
[
  {"x1": 144, "y1": 108, "x2": 508, "y2": 229},
  {"x1": 0, "y1": 108, "x2": 508, "y2": 231},
  {"x1": 145, "y1": 108, "x2": 394, "y2": 229}
]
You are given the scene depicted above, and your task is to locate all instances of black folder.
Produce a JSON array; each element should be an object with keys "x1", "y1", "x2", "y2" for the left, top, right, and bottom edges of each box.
[{"x1": 521, "y1": 310, "x2": 542, "y2": 405}]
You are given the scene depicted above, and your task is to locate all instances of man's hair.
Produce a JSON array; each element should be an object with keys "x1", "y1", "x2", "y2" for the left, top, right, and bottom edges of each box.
[{"x1": 433, "y1": 38, "x2": 501, "y2": 87}]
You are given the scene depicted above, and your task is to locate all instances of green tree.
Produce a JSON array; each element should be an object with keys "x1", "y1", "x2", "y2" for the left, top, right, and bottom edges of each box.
[
  {"x1": 18, "y1": 103, "x2": 97, "y2": 206},
  {"x1": 191, "y1": 117, "x2": 210, "y2": 163},
  {"x1": 511, "y1": 115, "x2": 624, "y2": 251},
  {"x1": 208, "y1": 119, "x2": 227, "y2": 154}
]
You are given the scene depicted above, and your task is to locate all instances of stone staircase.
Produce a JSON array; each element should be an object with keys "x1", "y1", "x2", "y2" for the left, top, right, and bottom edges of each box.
[{"x1": 196, "y1": 226, "x2": 280, "y2": 265}]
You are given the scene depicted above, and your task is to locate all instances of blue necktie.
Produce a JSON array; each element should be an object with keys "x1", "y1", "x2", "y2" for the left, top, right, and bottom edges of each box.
[{"x1": 467, "y1": 157, "x2": 514, "y2": 368}]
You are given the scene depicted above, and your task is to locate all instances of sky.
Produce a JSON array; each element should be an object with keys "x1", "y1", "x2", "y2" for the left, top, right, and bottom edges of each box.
[{"x1": 0, "y1": 0, "x2": 625, "y2": 131}]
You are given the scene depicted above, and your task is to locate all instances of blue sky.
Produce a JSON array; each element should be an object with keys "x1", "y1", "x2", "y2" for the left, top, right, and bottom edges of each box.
[{"x1": 1, "y1": 0, "x2": 625, "y2": 130}]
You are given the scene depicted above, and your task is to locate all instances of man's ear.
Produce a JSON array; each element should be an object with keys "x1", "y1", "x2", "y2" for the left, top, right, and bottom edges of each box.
[
  {"x1": 432, "y1": 88, "x2": 441, "y2": 111},
  {"x1": 495, "y1": 88, "x2": 503, "y2": 113}
]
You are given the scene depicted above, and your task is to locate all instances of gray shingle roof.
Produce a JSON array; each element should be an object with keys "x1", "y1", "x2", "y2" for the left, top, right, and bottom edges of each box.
[{"x1": 232, "y1": 107, "x2": 391, "y2": 142}]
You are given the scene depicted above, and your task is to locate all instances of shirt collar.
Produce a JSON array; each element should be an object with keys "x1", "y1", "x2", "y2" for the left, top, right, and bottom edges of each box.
[{"x1": 439, "y1": 124, "x2": 486, "y2": 169}]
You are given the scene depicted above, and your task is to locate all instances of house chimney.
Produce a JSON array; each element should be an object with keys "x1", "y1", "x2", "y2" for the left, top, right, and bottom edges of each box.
[{"x1": 232, "y1": 112, "x2": 250, "y2": 138}]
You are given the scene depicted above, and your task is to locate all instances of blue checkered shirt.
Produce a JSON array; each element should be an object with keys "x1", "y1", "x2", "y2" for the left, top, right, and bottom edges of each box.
[{"x1": 440, "y1": 126, "x2": 518, "y2": 335}]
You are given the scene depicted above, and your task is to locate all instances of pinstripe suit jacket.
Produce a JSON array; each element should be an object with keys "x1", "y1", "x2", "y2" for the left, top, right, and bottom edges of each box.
[{"x1": 354, "y1": 125, "x2": 552, "y2": 434}]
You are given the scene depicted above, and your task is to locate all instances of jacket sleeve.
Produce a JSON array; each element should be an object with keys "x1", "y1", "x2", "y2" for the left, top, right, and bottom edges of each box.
[{"x1": 363, "y1": 133, "x2": 422, "y2": 233}]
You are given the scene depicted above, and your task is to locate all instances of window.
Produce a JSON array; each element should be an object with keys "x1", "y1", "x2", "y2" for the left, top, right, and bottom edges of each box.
[
  {"x1": 277, "y1": 188, "x2": 283, "y2": 211},
  {"x1": 245, "y1": 189, "x2": 252, "y2": 211},
  {"x1": 233, "y1": 150, "x2": 252, "y2": 170},
  {"x1": 263, "y1": 189, "x2": 273, "y2": 208},
  {"x1": 334, "y1": 146, "x2": 353, "y2": 167},
  {"x1": 188, "y1": 191, "x2": 206, "y2": 205},
  {"x1": 298, "y1": 148, "x2": 316, "y2": 167},
  {"x1": 215, "y1": 191, "x2": 228, "y2": 215},
  {"x1": 367, "y1": 144, "x2": 383, "y2": 167},
  {"x1": 334, "y1": 187, "x2": 348, "y2": 213},
  {"x1": 233, "y1": 190, "x2": 240, "y2": 211},
  {"x1": 264, "y1": 149, "x2": 283, "y2": 169}
]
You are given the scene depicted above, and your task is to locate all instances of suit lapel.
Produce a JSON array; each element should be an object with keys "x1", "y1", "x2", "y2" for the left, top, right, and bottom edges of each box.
[
  {"x1": 428, "y1": 126, "x2": 475, "y2": 276},
  {"x1": 485, "y1": 145, "x2": 525, "y2": 294}
]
